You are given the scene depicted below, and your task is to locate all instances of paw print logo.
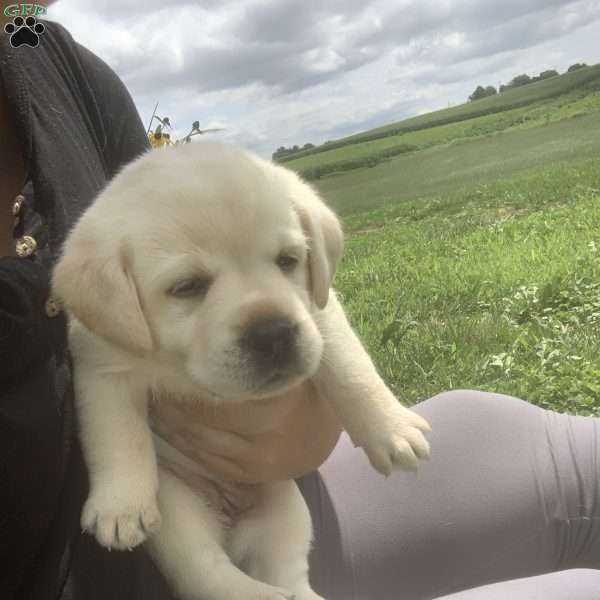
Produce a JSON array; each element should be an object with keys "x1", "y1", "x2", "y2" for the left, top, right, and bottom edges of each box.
[{"x1": 4, "y1": 16, "x2": 46, "y2": 48}]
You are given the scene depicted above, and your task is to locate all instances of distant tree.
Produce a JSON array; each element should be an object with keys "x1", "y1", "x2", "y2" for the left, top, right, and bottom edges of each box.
[
  {"x1": 469, "y1": 85, "x2": 486, "y2": 101},
  {"x1": 499, "y1": 84, "x2": 508, "y2": 93},
  {"x1": 510, "y1": 74, "x2": 532, "y2": 87},
  {"x1": 273, "y1": 142, "x2": 317, "y2": 161},
  {"x1": 272, "y1": 146, "x2": 287, "y2": 160},
  {"x1": 539, "y1": 69, "x2": 559, "y2": 80},
  {"x1": 468, "y1": 84, "x2": 497, "y2": 102},
  {"x1": 568, "y1": 63, "x2": 588, "y2": 72}
]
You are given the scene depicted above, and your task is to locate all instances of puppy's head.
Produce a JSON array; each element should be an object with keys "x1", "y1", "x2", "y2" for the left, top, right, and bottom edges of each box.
[{"x1": 52, "y1": 142, "x2": 343, "y2": 401}]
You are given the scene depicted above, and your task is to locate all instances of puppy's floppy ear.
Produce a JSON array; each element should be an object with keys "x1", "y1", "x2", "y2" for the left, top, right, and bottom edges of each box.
[
  {"x1": 52, "y1": 230, "x2": 153, "y2": 355},
  {"x1": 293, "y1": 187, "x2": 344, "y2": 309}
]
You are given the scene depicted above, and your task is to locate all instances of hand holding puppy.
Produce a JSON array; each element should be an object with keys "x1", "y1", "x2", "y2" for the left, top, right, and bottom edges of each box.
[{"x1": 150, "y1": 392, "x2": 343, "y2": 484}]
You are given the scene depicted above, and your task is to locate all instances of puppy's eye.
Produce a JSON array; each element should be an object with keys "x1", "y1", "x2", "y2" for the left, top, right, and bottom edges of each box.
[
  {"x1": 168, "y1": 277, "x2": 211, "y2": 298},
  {"x1": 276, "y1": 254, "x2": 298, "y2": 272}
]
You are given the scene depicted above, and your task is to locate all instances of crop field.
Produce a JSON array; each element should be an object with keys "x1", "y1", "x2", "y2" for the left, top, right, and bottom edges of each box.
[
  {"x1": 316, "y1": 111, "x2": 600, "y2": 215},
  {"x1": 296, "y1": 65, "x2": 600, "y2": 415},
  {"x1": 284, "y1": 88, "x2": 600, "y2": 176}
]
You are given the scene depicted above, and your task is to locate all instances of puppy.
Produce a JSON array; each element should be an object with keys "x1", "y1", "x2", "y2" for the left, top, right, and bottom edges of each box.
[{"x1": 52, "y1": 142, "x2": 431, "y2": 600}]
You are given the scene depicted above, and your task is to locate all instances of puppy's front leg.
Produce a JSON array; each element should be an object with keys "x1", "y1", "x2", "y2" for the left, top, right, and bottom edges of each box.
[
  {"x1": 313, "y1": 290, "x2": 431, "y2": 476},
  {"x1": 75, "y1": 357, "x2": 161, "y2": 550},
  {"x1": 148, "y1": 470, "x2": 296, "y2": 600},
  {"x1": 229, "y1": 480, "x2": 323, "y2": 600}
]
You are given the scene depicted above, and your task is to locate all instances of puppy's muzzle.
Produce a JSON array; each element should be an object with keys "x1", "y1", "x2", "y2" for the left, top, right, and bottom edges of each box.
[{"x1": 240, "y1": 317, "x2": 299, "y2": 370}]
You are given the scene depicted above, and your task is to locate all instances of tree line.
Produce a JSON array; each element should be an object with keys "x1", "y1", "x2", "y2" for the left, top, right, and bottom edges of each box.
[
  {"x1": 468, "y1": 63, "x2": 588, "y2": 101},
  {"x1": 272, "y1": 143, "x2": 316, "y2": 161}
]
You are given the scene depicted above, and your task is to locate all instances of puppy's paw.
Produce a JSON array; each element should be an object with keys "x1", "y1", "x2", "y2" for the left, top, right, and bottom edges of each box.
[
  {"x1": 81, "y1": 483, "x2": 161, "y2": 550},
  {"x1": 260, "y1": 592, "x2": 295, "y2": 600},
  {"x1": 354, "y1": 401, "x2": 431, "y2": 476},
  {"x1": 234, "y1": 582, "x2": 296, "y2": 600},
  {"x1": 293, "y1": 590, "x2": 325, "y2": 600}
]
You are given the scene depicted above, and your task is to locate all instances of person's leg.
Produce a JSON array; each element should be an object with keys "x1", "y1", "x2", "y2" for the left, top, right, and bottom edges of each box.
[
  {"x1": 297, "y1": 390, "x2": 600, "y2": 600},
  {"x1": 433, "y1": 569, "x2": 600, "y2": 599}
]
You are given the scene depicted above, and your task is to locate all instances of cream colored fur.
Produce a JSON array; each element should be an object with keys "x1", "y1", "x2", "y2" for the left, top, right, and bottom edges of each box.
[{"x1": 52, "y1": 142, "x2": 431, "y2": 600}]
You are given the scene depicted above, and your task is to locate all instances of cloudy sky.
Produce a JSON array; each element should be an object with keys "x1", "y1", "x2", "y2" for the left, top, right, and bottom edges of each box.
[{"x1": 46, "y1": 0, "x2": 600, "y2": 158}]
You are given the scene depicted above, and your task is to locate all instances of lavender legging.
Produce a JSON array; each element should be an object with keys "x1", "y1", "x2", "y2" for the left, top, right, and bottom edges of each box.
[{"x1": 297, "y1": 390, "x2": 600, "y2": 599}]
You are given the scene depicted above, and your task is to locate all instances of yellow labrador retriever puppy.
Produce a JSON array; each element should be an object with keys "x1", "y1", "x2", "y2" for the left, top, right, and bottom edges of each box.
[{"x1": 52, "y1": 142, "x2": 431, "y2": 600}]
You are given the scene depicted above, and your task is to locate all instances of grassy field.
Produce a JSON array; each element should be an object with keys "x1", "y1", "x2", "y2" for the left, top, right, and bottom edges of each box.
[
  {"x1": 331, "y1": 158, "x2": 600, "y2": 415},
  {"x1": 299, "y1": 66, "x2": 600, "y2": 415}
]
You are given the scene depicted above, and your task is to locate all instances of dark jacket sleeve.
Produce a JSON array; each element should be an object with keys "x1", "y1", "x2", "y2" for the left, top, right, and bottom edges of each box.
[{"x1": 74, "y1": 42, "x2": 151, "y2": 180}]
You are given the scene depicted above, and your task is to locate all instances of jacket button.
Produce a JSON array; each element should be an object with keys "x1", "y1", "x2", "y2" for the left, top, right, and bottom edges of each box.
[
  {"x1": 45, "y1": 296, "x2": 61, "y2": 318},
  {"x1": 12, "y1": 194, "x2": 24, "y2": 216},
  {"x1": 15, "y1": 235, "x2": 37, "y2": 257},
  {"x1": 13, "y1": 195, "x2": 25, "y2": 228}
]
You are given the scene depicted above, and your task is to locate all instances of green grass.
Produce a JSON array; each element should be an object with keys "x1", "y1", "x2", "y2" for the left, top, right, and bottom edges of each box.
[{"x1": 332, "y1": 157, "x2": 600, "y2": 415}]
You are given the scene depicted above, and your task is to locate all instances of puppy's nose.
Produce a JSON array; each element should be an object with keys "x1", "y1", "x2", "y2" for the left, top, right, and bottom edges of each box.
[{"x1": 241, "y1": 318, "x2": 298, "y2": 367}]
